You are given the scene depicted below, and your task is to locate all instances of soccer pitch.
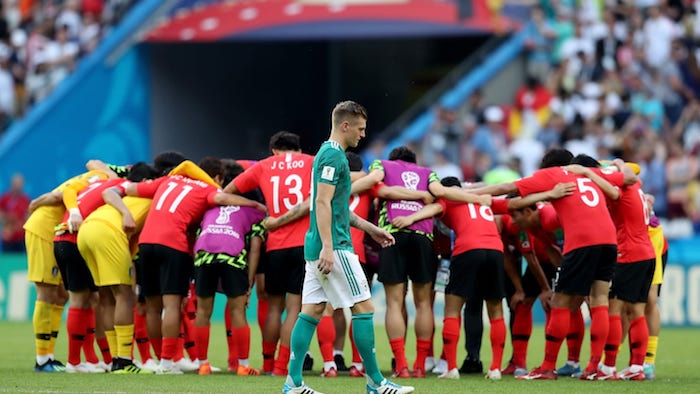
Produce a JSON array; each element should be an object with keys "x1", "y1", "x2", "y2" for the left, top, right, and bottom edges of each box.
[{"x1": 0, "y1": 322, "x2": 697, "y2": 393}]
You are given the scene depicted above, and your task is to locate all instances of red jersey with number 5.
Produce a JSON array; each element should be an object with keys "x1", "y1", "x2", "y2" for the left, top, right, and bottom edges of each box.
[
  {"x1": 437, "y1": 199, "x2": 502, "y2": 255},
  {"x1": 515, "y1": 167, "x2": 624, "y2": 254},
  {"x1": 233, "y1": 152, "x2": 313, "y2": 251},
  {"x1": 137, "y1": 175, "x2": 219, "y2": 253},
  {"x1": 608, "y1": 181, "x2": 656, "y2": 263}
]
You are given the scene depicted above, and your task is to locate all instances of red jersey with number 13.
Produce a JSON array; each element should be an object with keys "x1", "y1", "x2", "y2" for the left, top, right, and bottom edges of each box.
[
  {"x1": 515, "y1": 167, "x2": 624, "y2": 254},
  {"x1": 233, "y1": 152, "x2": 314, "y2": 251},
  {"x1": 137, "y1": 175, "x2": 219, "y2": 253}
]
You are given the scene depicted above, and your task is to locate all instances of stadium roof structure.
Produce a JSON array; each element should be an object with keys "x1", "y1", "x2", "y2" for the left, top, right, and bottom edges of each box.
[{"x1": 144, "y1": 0, "x2": 523, "y2": 42}]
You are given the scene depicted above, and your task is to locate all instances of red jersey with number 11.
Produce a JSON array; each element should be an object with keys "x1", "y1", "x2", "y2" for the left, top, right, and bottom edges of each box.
[
  {"x1": 137, "y1": 175, "x2": 219, "y2": 253},
  {"x1": 233, "y1": 152, "x2": 314, "y2": 251},
  {"x1": 515, "y1": 167, "x2": 624, "y2": 254}
]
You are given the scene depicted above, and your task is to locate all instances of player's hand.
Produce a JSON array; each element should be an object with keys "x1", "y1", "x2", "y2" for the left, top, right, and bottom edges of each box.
[
  {"x1": 370, "y1": 228, "x2": 395, "y2": 248},
  {"x1": 263, "y1": 216, "x2": 279, "y2": 232},
  {"x1": 539, "y1": 289, "x2": 552, "y2": 313},
  {"x1": 122, "y1": 213, "x2": 137, "y2": 234},
  {"x1": 68, "y1": 208, "x2": 83, "y2": 233},
  {"x1": 253, "y1": 202, "x2": 267, "y2": 214},
  {"x1": 318, "y1": 246, "x2": 334, "y2": 275},
  {"x1": 420, "y1": 191, "x2": 435, "y2": 205},
  {"x1": 391, "y1": 216, "x2": 413, "y2": 229},
  {"x1": 478, "y1": 194, "x2": 492, "y2": 207},
  {"x1": 510, "y1": 289, "x2": 526, "y2": 310},
  {"x1": 549, "y1": 182, "x2": 575, "y2": 199}
]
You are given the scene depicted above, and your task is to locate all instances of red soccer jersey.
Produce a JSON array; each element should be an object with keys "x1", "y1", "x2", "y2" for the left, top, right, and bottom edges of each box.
[
  {"x1": 490, "y1": 198, "x2": 510, "y2": 215},
  {"x1": 137, "y1": 175, "x2": 219, "y2": 253},
  {"x1": 437, "y1": 199, "x2": 502, "y2": 256},
  {"x1": 54, "y1": 178, "x2": 130, "y2": 244},
  {"x1": 500, "y1": 214, "x2": 533, "y2": 254},
  {"x1": 349, "y1": 191, "x2": 372, "y2": 263},
  {"x1": 608, "y1": 181, "x2": 656, "y2": 263},
  {"x1": 515, "y1": 167, "x2": 623, "y2": 254},
  {"x1": 233, "y1": 153, "x2": 314, "y2": 251},
  {"x1": 527, "y1": 203, "x2": 563, "y2": 249}
]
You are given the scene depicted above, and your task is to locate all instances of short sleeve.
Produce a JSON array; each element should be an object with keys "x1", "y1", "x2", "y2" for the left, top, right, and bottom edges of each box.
[
  {"x1": 437, "y1": 199, "x2": 449, "y2": 218},
  {"x1": 249, "y1": 221, "x2": 267, "y2": 242},
  {"x1": 593, "y1": 167, "x2": 625, "y2": 188},
  {"x1": 515, "y1": 168, "x2": 556, "y2": 197},
  {"x1": 317, "y1": 151, "x2": 343, "y2": 185},
  {"x1": 108, "y1": 164, "x2": 131, "y2": 179},
  {"x1": 136, "y1": 177, "x2": 166, "y2": 198},
  {"x1": 490, "y1": 198, "x2": 510, "y2": 215},
  {"x1": 233, "y1": 162, "x2": 262, "y2": 193}
]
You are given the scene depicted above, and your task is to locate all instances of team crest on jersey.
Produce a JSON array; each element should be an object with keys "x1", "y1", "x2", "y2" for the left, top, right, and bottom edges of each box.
[
  {"x1": 401, "y1": 171, "x2": 420, "y2": 190},
  {"x1": 321, "y1": 166, "x2": 335, "y2": 181},
  {"x1": 216, "y1": 206, "x2": 240, "y2": 224}
]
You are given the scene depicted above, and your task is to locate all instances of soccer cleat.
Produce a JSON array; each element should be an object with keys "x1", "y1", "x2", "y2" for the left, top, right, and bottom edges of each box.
[
  {"x1": 438, "y1": 368, "x2": 460, "y2": 379},
  {"x1": 237, "y1": 365, "x2": 261, "y2": 376},
  {"x1": 156, "y1": 364, "x2": 184, "y2": 375},
  {"x1": 210, "y1": 364, "x2": 222, "y2": 372},
  {"x1": 431, "y1": 358, "x2": 448, "y2": 375},
  {"x1": 513, "y1": 367, "x2": 528, "y2": 377},
  {"x1": 411, "y1": 367, "x2": 425, "y2": 378},
  {"x1": 424, "y1": 357, "x2": 436, "y2": 372},
  {"x1": 83, "y1": 362, "x2": 108, "y2": 373},
  {"x1": 302, "y1": 353, "x2": 314, "y2": 371},
  {"x1": 485, "y1": 369, "x2": 502, "y2": 380},
  {"x1": 272, "y1": 366, "x2": 289, "y2": 376},
  {"x1": 65, "y1": 362, "x2": 90, "y2": 373},
  {"x1": 320, "y1": 367, "x2": 338, "y2": 377},
  {"x1": 578, "y1": 368, "x2": 599, "y2": 381},
  {"x1": 516, "y1": 366, "x2": 558, "y2": 380},
  {"x1": 391, "y1": 366, "x2": 410, "y2": 378},
  {"x1": 228, "y1": 358, "x2": 239, "y2": 372},
  {"x1": 459, "y1": 358, "x2": 483, "y2": 374},
  {"x1": 198, "y1": 362, "x2": 212, "y2": 375},
  {"x1": 594, "y1": 367, "x2": 619, "y2": 381},
  {"x1": 619, "y1": 367, "x2": 645, "y2": 381},
  {"x1": 112, "y1": 359, "x2": 153, "y2": 374},
  {"x1": 643, "y1": 363, "x2": 655, "y2": 380},
  {"x1": 334, "y1": 354, "x2": 349, "y2": 371},
  {"x1": 556, "y1": 361, "x2": 582, "y2": 378},
  {"x1": 283, "y1": 383, "x2": 324, "y2": 394},
  {"x1": 138, "y1": 359, "x2": 160, "y2": 372},
  {"x1": 175, "y1": 358, "x2": 199, "y2": 372},
  {"x1": 349, "y1": 365, "x2": 365, "y2": 377},
  {"x1": 366, "y1": 378, "x2": 415, "y2": 394},
  {"x1": 34, "y1": 360, "x2": 64, "y2": 372},
  {"x1": 95, "y1": 361, "x2": 111, "y2": 372}
]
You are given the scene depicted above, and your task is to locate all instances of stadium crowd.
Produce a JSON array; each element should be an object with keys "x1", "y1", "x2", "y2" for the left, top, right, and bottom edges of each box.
[{"x1": 0, "y1": 0, "x2": 136, "y2": 133}]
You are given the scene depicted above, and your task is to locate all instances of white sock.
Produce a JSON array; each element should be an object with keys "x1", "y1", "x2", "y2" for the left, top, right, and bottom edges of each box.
[
  {"x1": 323, "y1": 361, "x2": 337, "y2": 371},
  {"x1": 199, "y1": 358, "x2": 208, "y2": 365},
  {"x1": 238, "y1": 359, "x2": 249, "y2": 367},
  {"x1": 629, "y1": 364, "x2": 643, "y2": 373},
  {"x1": 333, "y1": 350, "x2": 343, "y2": 357},
  {"x1": 160, "y1": 358, "x2": 174, "y2": 369},
  {"x1": 37, "y1": 355, "x2": 51, "y2": 365},
  {"x1": 567, "y1": 360, "x2": 580, "y2": 368}
]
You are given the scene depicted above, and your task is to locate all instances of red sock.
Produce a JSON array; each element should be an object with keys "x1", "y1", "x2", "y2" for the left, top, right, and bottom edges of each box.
[
  {"x1": 389, "y1": 337, "x2": 408, "y2": 371},
  {"x1": 489, "y1": 318, "x2": 506, "y2": 371},
  {"x1": 133, "y1": 310, "x2": 152, "y2": 362},
  {"x1": 83, "y1": 309, "x2": 99, "y2": 364},
  {"x1": 257, "y1": 298, "x2": 269, "y2": 333},
  {"x1": 161, "y1": 337, "x2": 178, "y2": 361},
  {"x1": 442, "y1": 317, "x2": 460, "y2": 370},
  {"x1": 174, "y1": 320, "x2": 185, "y2": 361},
  {"x1": 262, "y1": 341, "x2": 277, "y2": 373},
  {"x1": 193, "y1": 324, "x2": 210, "y2": 361},
  {"x1": 67, "y1": 307, "x2": 87, "y2": 365},
  {"x1": 150, "y1": 337, "x2": 162, "y2": 359},
  {"x1": 414, "y1": 338, "x2": 431, "y2": 371},
  {"x1": 511, "y1": 304, "x2": 532, "y2": 368},
  {"x1": 224, "y1": 307, "x2": 235, "y2": 365},
  {"x1": 274, "y1": 345, "x2": 290, "y2": 374},
  {"x1": 96, "y1": 337, "x2": 113, "y2": 364},
  {"x1": 182, "y1": 315, "x2": 197, "y2": 360},
  {"x1": 542, "y1": 308, "x2": 569, "y2": 370},
  {"x1": 232, "y1": 325, "x2": 251, "y2": 360},
  {"x1": 629, "y1": 316, "x2": 648, "y2": 366},
  {"x1": 567, "y1": 308, "x2": 584, "y2": 363},
  {"x1": 349, "y1": 322, "x2": 361, "y2": 364},
  {"x1": 586, "y1": 305, "x2": 609, "y2": 371},
  {"x1": 317, "y1": 316, "x2": 336, "y2": 362},
  {"x1": 604, "y1": 315, "x2": 622, "y2": 368}
]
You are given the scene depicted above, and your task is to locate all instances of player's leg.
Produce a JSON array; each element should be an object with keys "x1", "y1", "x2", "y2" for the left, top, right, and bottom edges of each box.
[
  {"x1": 332, "y1": 308, "x2": 348, "y2": 371},
  {"x1": 157, "y1": 245, "x2": 192, "y2": 374},
  {"x1": 262, "y1": 249, "x2": 286, "y2": 374},
  {"x1": 557, "y1": 297, "x2": 584, "y2": 377},
  {"x1": 644, "y1": 250, "x2": 666, "y2": 379},
  {"x1": 407, "y1": 234, "x2": 436, "y2": 377},
  {"x1": 617, "y1": 259, "x2": 654, "y2": 381},
  {"x1": 192, "y1": 255, "x2": 217, "y2": 375},
  {"x1": 460, "y1": 296, "x2": 484, "y2": 374},
  {"x1": 274, "y1": 247, "x2": 305, "y2": 376}
]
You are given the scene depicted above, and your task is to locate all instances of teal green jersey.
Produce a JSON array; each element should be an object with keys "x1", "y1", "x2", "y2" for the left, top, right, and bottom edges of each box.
[{"x1": 304, "y1": 140, "x2": 354, "y2": 260}]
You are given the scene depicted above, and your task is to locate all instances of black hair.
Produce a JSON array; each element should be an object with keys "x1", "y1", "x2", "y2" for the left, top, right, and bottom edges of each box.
[
  {"x1": 570, "y1": 154, "x2": 600, "y2": 168},
  {"x1": 269, "y1": 131, "x2": 301, "y2": 152},
  {"x1": 198, "y1": 156, "x2": 224, "y2": 180},
  {"x1": 440, "y1": 176, "x2": 461, "y2": 188},
  {"x1": 388, "y1": 146, "x2": 417, "y2": 163},
  {"x1": 540, "y1": 148, "x2": 574, "y2": 169},
  {"x1": 346, "y1": 151, "x2": 363, "y2": 171},
  {"x1": 126, "y1": 162, "x2": 158, "y2": 182},
  {"x1": 222, "y1": 159, "x2": 264, "y2": 204},
  {"x1": 153, "y1": 151, "x2": 186, "y2": 176}
]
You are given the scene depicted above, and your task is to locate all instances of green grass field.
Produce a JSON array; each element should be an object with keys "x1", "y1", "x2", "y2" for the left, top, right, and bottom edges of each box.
[{"x1": 0, "y1": 322, "x2": 697, "y2": 393}]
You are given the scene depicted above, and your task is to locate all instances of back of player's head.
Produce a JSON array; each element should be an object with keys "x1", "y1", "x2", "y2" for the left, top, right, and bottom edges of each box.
[
  {"x1": 388, "y1": 146, "x2": 417, "y2": 163},
  {"x1": 539, "y1": 148, "x2": 574, "y2": 169},
  {"x1": 346, "y1": 151, "x2": 363, "y2": 171},
  {"x1": 570, "y1": 154, "x2": 601, "y2": 168},
  {"x1": 198, "y1": 156, "x2": 224, "y2": 180},
  {"x1": 440, "y1": 176, "x2": 461, "y2": 188},
  {"x1": 269, "y1": 131, "x2": 301, "y2": 152},
  {"x1": 222, "y1": 160, "x2": 245, "y2": 186},
  {"x1": 153, "y1": 151, "x2": 186, "y2": 175},
  {"x1": 127, "y1": 162, "x2": 159, "y2": 182},
  {"x1": 332, "y1": 100, "x2": 368, "y2": 129}
]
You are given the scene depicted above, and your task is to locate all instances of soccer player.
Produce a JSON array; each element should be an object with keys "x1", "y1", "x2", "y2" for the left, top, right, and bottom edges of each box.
[
  {"x1": 282, "y1": 101, "x2": 413, "y2": 394},
  {"x1": 77, "y1": 162, "x2": 160, "y2": 373},
  {"x1": 191, "y1": 161, "x2": 266, "y2": 376},
  {"x1": 223, "y1": 131, "x2": 314, "y2": 376},
  {"x1": 121, "y1": 159, "x2": 266, "y2": 374},
  {"x1": 469, "y1": 148, "x2": 635, "y2": 380},
  {"x1": 24, "y1": 168, "x2": 115, "y2": 372}
]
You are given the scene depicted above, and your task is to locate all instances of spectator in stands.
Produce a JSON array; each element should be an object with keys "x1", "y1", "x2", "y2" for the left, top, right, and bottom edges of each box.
[
  {"x1": 471, "y1": 106, "x2": 507, "y2": 171},
  {"x1": 0, "y1": 45, "x2": 15, "y2": 132},
  {"x1": 666, "y1": 142, "x2": 699, "y2": 218},
  {"x1": 674, "y1": 99, "x2": 700, "y2": 152},
  {"x1": 422, "y1": 106, "x2": 461, "y2": 166},
  {"x1": 643, "y1": 5, "x2": 681, "y2": 69},
  {"x1": 0, "y1": 173, "x2": 30, "y2": 252},
  {"x1": 536, "y1": 113, "x2": 564, "y2": 149},
  {"x1": 685, "y1": 172, "x2": 700, "y2": 234},
  {"x1": 524, "y1": 6, "x2": 554, "y2": 83}
]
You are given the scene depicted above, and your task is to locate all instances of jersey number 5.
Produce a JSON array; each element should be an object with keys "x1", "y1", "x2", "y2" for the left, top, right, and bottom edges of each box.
[{"x1": 576, "y1": 178, "x2": 600, "y2": 207}]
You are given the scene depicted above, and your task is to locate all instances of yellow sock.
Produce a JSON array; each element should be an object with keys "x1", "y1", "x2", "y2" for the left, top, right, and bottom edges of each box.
[
  {"x1": 645, "y1": 335, "x2": 658, "y2": 364},
  {"x1": 33, "y1": 301, "x2": 53, "y2": 359},
  {"x1": 48, "y1": 303, "x2": 65, "y2": 355},
  {"x1": 114, "y1": 325, "x2": 134, "y2": 359},
  {"x1": 106, "y1": 330, "x2": 118, "y2": 359}
]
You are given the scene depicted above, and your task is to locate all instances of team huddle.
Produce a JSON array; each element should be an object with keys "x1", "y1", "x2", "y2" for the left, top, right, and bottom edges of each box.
[{"x1": 23, "y1": 101, "x2": 667, "y2": 393}]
